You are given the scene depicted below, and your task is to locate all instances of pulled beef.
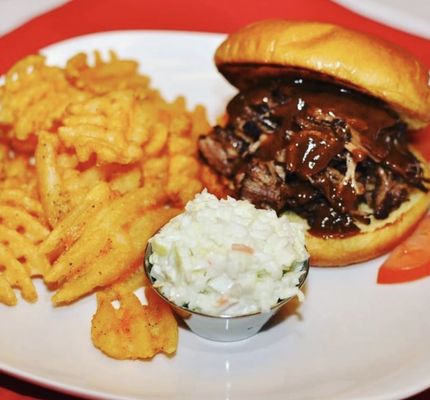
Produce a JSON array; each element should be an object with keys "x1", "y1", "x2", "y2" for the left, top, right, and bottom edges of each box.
[
  {"x1": 311, "y1": 167, "x2": 359, "y2": 215},
  {"x1": 302, "y1": 200, "x2": 359, "y2": 236},
  {"x1": 198, "y1": 79, "x2": 428, "y2": 238},
  {"x1": 361, "y1": 162, "x2": 410, "y2": 219},
  {"x1": 199, "y1": 125, "x2": 248, "y2": 176},
  {"x1": 284, "y1": 129, "x2": 345, "y2": 176},
  {"x1": 237, "y1": 160, "x2": 288, "y2": 210}
]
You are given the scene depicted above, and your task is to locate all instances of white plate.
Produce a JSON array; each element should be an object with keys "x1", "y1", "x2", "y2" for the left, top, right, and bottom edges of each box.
[{"x1": 1, "y1": 31, "x2": 430, "y2": 400}]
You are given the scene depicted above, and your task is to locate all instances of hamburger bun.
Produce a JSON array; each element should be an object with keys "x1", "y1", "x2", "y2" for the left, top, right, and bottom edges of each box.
[
  {"x1": 282, "y1": 148, "x2": 430, "y2": 267},
  {"x1": 307, "y1": 174, "x2": 430, "y2": 266},
  {"x1": 215, "y1": 20, "x2": 430, "y2": 130},
  {"x1": 213, "y1": 20, "x2": 430, "y2": 266}
]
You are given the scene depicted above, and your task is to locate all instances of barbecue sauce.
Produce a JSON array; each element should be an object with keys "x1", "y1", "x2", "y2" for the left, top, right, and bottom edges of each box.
[{"x1": 200, "y1": 77, "x2": 426, "y2": 238}]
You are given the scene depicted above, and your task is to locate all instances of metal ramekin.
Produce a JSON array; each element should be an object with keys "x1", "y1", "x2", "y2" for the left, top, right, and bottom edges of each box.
[{"x1": 144, "y1": 243, "x2": 309, "y2": 342}]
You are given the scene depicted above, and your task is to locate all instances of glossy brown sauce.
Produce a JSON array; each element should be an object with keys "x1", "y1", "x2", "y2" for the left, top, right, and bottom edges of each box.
[
  {"x1": 200, "y1": 78, "x2": 426, "y2": 238},
  {"x1": 227, "y1": 80, "x2": 400, "y2": 168}
]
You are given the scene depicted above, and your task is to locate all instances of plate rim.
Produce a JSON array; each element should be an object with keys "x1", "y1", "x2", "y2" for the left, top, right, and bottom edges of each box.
[{"x1": 1, "y1": 28, "x2": 430, "y2": 400}]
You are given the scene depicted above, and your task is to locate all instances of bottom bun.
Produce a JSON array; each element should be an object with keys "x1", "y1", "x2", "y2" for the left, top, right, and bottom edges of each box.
[
  {"x1": 301, "y1": 148, "x2": 430, "y2": 267},
  {"x1": 305, "y1": 188, "x2": 430, "y2": 267}
]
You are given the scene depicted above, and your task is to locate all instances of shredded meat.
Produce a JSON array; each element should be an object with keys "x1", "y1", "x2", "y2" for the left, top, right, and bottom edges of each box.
[
  {"x1": 237, "y1": 160, "x2": 288, "y2": 211},
  {"x1": 198, "y1": 79, "x2": 428, "y2": 237},
  {"x1": 199, "y1": 126, "x2": 248, "y2": 176},
  {"x1": 371, "y1": 166, "x2": 409, "y2": 219}
]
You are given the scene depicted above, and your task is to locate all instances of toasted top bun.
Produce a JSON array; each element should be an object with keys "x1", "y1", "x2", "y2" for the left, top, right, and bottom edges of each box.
[
  {"x1": 284, "y1": 148, "x2": 430, "y2": 267},
  {"x1": 215, "y1": 20, "x2": 430, "y2": 130}
]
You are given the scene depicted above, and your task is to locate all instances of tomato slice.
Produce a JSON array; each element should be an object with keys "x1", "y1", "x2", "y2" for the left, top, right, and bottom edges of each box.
[{"x1": 377, "y1": 215, "x2": 430, "y2": 284}]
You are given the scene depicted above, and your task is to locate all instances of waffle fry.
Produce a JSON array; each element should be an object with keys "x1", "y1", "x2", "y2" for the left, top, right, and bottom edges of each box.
[
  {"x1": 0, "y1": 155, "x2": 50, "y2": 305},
  {"x1": 35, "y1": 131, "x2": 72, "y2": 227},
  {"x1": 39, "y1": 182, "x2": 113, "y2": 260},
  {"x1": 0, "y1": 189, "x2": 46, "y2": 221},
  {"x1": 0, "y1": 205, "x2": 49, "y2": 244},
  {"x1": 0, "y1": 55, "x2": 86, "y2": 142},
  {"x1": 0, "y1": 244, "x2": 37, "y2": 306},
  {"x1": 65, "y1": 51, "x2": 153, "y2": 95},
  {"x1": 43, "y1": 184, "x2": 179, "y2": 297},
  {"x1": 91, "y1": 286, "x2": 178, "y2": 359},
  {"x1": 0, "y1": 50, "x2": 227, "y2": 361},
  {"x1": 58, "y1": 90, "x2": 145, "y2": 164},
  {"x1": 0, "y1": 150, "x2": 38, "y2": 197}
]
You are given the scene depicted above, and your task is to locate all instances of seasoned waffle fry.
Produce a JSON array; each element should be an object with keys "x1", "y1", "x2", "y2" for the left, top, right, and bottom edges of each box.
[
  {"x1": 59, "y1": 90, "x2": 155, "y2": 164},
  {"x1": 101, "y1": 269, "x2": 149, "y2": 301},
  {"x1": 48, "y1": 194, "x2": 180, "y2": 304},
  {"x1": 167, "y1": 155, "x2": 203, "y2": 205},
  {"x1": 0, "y1": 189, "x2": 46, "y2": 221},
  {"x1": 143, "y1": 123, "x2": 168, "y2": 156},
  {"x1": 52, "y1": 228, "x2": 133, "y2": 304},
  {"x1": 36, "y1": 131, "x2": 72, "y2": 227},
  {"x1": 65, "y1": 51, "x2": 153, "y2": 95},
  {"x1": 44, "y1": 186, "x2": 162, "y2": 285},
  {"x1": 0, "y1": 244, "x2": 37, "y2": 305},
  {"x1": 0, "y1": 50, "x2": 227, "y2": 360},
  {"x1": 0, "y1": 223, "x2": 50, "y2": 305},
  {"x1": 39, "y1": 182, "x2": 113, "y2": 260},
  {"x1": 0, "y1": 205, "x2": 49, "y2": 244},
  {"x1": 0, "y1": 152, "x2": 38, "y2": 197},
  {"x1": 109, "y1": 165, "x2": 142, "y2": 194},
  {"x1": 0, "y1": 146, "x2": 50, "y2": 305},
  {"x1": 0, "y1": 274, "x2": 18, "y2": 306},
  {"x1": 91, "y1": 286, "x2": 178, "y2": 360},
  {"x1": 0, "y1": 55, "x2": 86, "y2": 142},
  {"x1": 0, "y1": 225, "x2": 50, "y2": 277}
]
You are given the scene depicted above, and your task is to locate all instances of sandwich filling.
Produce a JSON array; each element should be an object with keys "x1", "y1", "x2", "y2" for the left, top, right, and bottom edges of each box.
[{"x1": 199, "y1": 77, "x2": 429, "y2": 238}]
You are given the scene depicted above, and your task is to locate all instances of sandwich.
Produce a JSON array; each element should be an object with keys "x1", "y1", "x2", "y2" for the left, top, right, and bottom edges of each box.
[{"x1": 198, "y1": 20, "x2": 430, "y2": 266}]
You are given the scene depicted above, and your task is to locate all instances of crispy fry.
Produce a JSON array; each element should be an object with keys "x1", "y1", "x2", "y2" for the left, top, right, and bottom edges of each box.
[
  {"x1": 65, "y1": 51, "x2": 153, "y2": 95},
  {"x1": 0, "y1": 50, "x2": 225, "y2": 356},
  {"x1": 0, "y1": 274, "x2": 18, "y2": 306},
  {"x1": 101, "y1": 268, "x2": 149, "y2": 302},
  {"x1": 0, "y1": 221, "x2": 50, "y2": 305},
  {"x1": 0, "y1": 55, "x2": 86, "y2": 142},
  {"x1": 61, "y1": 161, "x2": 107, "y2": 208},
  {"x1": 51, "y1": 228, "x2": 133, "y2": 304},
  {"x1": 0, "y1": 152, "x2": 38, "y2": 197},
  {"x1": 0, "y1": 244, "x2": 38, "y2": 305},
  {"x1": 91, "y1": 286, "x2": 177, "y2": 359},
  {"x1": 0, "y1": 205, "x2": 49, "y2": 244},
  {"x1": 0, "y1": 189, "x2": 45, "y2": 221},
  {"x1": 58, "y1": 90, "x2": 154, "y2": 164},
  {"x1": 199, "y1": 165, "x2": 230, "y2": 199},
  {"x1": 190, "y1": 104, "x2": 211, "y2": 139},
  {"x1": 128, "y1": 207, "x2": 181, "y2": 251},
  {"x1": 35, "y1": 131, "x2": 71, "y2": 227},
  {"x1": 0, "y1": 225, "x2": 50, "y2": 277},
  {"x1": 39, "y1": 182, "x2": 113, "y2": 260},
  {"x1": 108, "y1": 165, "x2": 142, "y2": 194},
  {"x1": 0, "y1": 148, "x2": 50, "y2": 305},
  {"x1": 167, "y1": 155, "x2": 203, "y2": 205},
  {"x1": 51, "y1": 206, "x2": 180, "y2": 305},
  {"x1": 143, "y1": 123, "x2": 168, "y2": 156},
  {"x1": 141, "y1": 156, "x2": 169, "y2": 186},
  {"x1": 44, "y1": 185, "x2": 165, "y2": 284}
]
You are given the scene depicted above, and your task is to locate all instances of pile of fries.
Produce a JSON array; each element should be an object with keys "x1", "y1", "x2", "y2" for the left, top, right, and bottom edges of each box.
[{"x1": 0, "y1": 51, "x2": 225, "y2": 359}]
